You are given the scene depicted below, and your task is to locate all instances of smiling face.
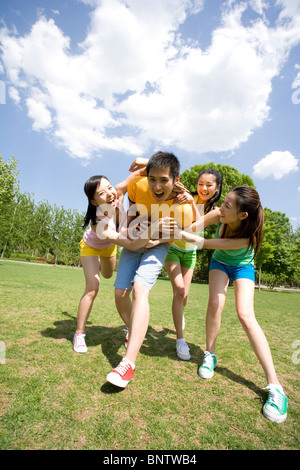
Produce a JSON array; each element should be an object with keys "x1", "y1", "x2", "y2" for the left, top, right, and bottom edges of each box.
[
  {"x1": 197, "y1": 173, "x2": 220, "y2": 205},
  {"x1": 92, "y1": 178, "x2": 117, "y2": 207},
  {"x1": 147, "y1": 166, "x2": 178, "y2": 202},
  {"x1": 219, "y1": 191, "x2": 248, "y2": 228}
]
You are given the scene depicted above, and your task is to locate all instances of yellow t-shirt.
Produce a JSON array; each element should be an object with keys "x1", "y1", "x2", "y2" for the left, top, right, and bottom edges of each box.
[
  {"x1": 172, "y1": 194, "x2": 206, "y2": 252},
  {"x1": 127, "y1": 177, "x2": 193, "y2": 241}
]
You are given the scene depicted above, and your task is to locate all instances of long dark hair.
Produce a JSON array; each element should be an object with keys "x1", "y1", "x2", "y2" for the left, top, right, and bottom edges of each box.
[
  {"x1": 221, "y1": 186, "x2": 264, "y2": 258},
  {"x1": 193, "y1": 168, "x2": 223, "y2": 214},
  {"x1": 83, "y1": 175, "x2": 109, "y2": 228}
]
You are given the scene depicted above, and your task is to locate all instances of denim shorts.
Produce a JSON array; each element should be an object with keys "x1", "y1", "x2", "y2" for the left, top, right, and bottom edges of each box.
[
  {"x1": 114, "y1": 243, "x2": 170, "y2": 291},
  {"x1": 209, "y1": 258, "x2": 255, "y2": 282}
]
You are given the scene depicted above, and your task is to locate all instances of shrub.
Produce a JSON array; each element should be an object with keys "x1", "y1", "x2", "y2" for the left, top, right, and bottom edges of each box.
[{"x1": 9, "y1": 252, "x2": 31, "y2": 262}]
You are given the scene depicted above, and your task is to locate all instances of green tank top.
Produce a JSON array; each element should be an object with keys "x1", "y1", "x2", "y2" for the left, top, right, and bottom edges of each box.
[{"x1": 212, "y1": 223, "x2": 254, "y2": 266}]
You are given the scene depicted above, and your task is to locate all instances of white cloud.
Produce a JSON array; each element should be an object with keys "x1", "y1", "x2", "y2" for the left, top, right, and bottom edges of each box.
[
  {"x1": 249, "y1": 0, "x2": 269, "y2": 16},
  {"x1": 0, "y1": 0, "x2": 300, "y2": 161},
  {"x1": 253, "y1": 151, "x2": 299, "y2": 180},
  {"x1": 26, "y1": 97, "x2": 52, "y2": 131},
  {"x1": 292, "y1": 64, "x2": 300, "y2": 104},
  {"x1": 8, "y1": 86, "x2": 20, "y2": 105}
]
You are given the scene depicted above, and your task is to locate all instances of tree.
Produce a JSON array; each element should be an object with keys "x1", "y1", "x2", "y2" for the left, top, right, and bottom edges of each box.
[
  {"x1": 0, "y1": 155, "x2": 84, "y2": 264},
  {"x1": 255, "y1": 221, "x2": 276, "y2": 291},
  {"x1": 262, "y1": 208, "x2": 295, "y2": 283},
  {"x1": 33, "y1": 200, "x2": 53, "y2": 257},
  {"x1": 290, "y1": 226, "x2": 300, "y2": 286},
  {"x1": 0, "y1": 155, "x2": 20, "y2": 258},
  {"x1": 6, "y1": 192, "x2": 36, "y2": 256},
  {"x1": 0, "y1": 154, "x2": 20, "y2": 211},
  {"x1": 180, "y1": 162, "x2": 255, "y2": 204}
]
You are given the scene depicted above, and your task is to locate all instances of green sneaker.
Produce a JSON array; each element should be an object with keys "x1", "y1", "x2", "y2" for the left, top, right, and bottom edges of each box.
[
  {"x1": 198, "y1": 351, "x2": 217, "y2": 379},
  {"x1": 263, "y1": 385, "x2": 288, "y2": 423}
]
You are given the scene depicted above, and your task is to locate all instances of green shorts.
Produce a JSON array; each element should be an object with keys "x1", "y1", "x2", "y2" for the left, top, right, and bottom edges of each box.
[{"x1": 165, "y1": 245, "x2": 197, "y2": 269}]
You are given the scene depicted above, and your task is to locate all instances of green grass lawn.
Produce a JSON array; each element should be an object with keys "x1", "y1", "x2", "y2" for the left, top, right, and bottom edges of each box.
[{"x1": 0, "y1": 260, "x2": 299, "y2": 450}]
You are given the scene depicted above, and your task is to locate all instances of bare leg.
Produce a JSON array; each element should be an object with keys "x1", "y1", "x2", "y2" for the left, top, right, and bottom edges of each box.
[
  {"x1": 125, "y1": 281, "x2": 150, "y2": 364},
  {"x1": 205, "y1": 269, "x2": 229, "y2": 353},
  {"x1": 99, "y1": 255, "x2": 115, "y2": 279},
  {"x1": 165, "y1": 261, "x2": 194, "y2": 339},
  {"x1": 76, "y1": 256, "x2": 100, "y2": 333},
  {"x1": 234, "y1": 278, "x2": 280, "y2": 385}
]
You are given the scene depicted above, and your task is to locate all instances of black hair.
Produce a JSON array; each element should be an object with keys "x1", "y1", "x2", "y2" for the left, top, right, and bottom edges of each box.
[
  {"x1": 193, "y1": 168, "x2": 223, "y2": 214},
  {"x1": 146, "y1": 151, "x2": 180, "y2": 182},
  {"x1": 221, "y1": 186, "x2": 264, "y2": 259},
  {"x1": 83, "y1": 175, "x2": 109, "y2": 228}
]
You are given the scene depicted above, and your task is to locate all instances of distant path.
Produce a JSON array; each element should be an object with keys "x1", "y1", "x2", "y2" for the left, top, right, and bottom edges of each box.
[
  {"x1": 0, "y1": 259, "x2": 80, "y2": 269},
  {"x1": 1, "y1": 259, "x2": 55, "y2": 266},
  {"x1": 255, "y1": 284, "x2": 300, "y2": 292},
  {"x1": 1, "y1": 259, "x2": 300, "y2": 290}
]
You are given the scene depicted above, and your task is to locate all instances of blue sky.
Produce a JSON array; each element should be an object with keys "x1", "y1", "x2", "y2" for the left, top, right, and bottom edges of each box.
[{"x1": 0, "y1": 0, "x2": 299, "y2": 227}]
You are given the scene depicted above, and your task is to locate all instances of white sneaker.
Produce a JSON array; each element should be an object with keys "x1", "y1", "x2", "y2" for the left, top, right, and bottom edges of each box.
[
  {"x1": 73, "y1": 333, "x2": 87, "y2": 353},
  {"x1": 263, "y1": 385, "x2": 288, "y2": 423},
  {"x1": 198, "y1": 351, "x2": 217, "y2": 378},
  {"x1": 176, "y1": 338, "x2": 191, "y2": 361}
]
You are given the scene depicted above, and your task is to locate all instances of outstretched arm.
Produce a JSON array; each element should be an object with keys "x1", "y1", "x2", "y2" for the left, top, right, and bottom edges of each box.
[
  {"x1": 190, "y1": 206, "x2": 221, "y2": 232},
  {"x1": 176, "y1": 228, "x2": 249, "y2": 250},
  {"x1": 173, "y1": 185, "x2": 221, "y2": 231},
  {"x1": 96, "y1": 217, "x2": 176, "y2": 251}
]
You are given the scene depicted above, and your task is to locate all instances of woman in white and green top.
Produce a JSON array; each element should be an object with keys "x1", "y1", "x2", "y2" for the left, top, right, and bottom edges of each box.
[{"x1": 165, "y1": 169, "x2": 223, "y2": 361}]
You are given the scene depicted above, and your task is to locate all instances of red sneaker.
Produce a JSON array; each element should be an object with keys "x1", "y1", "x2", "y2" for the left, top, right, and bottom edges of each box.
[{"x1": 106, "y1": 358, "x2": 135, "y2": 388}]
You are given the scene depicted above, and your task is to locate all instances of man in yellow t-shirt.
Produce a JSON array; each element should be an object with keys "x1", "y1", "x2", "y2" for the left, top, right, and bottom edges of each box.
[
  {"x1": 106, "y1": 151, "x2": 193, "y2": 389},
  {"x1": 126, "y1": 175, "x2": 193, "y2": 232}
]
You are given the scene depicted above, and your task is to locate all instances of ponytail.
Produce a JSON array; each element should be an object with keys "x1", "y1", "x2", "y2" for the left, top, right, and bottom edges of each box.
[
  {"x1": 83, "y1": 202, "x2": 97, "y2": 229},
  {"x1": 222, "y1": 186, "x2": 264, "y2": 258},
  {"x1": 82, "y1": 175, "x2": 108, "y2": 228}
]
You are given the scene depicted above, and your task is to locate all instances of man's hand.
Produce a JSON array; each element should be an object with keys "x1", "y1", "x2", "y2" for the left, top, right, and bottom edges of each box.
[
  {"x1": 149, "y1": 217, "x2": 177, "y2": 240},
  {"x1": 127, "y1": 217, "x2": 150, "y2": 240}
]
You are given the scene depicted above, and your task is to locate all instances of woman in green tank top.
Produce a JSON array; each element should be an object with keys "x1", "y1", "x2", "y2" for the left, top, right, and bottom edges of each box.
[
  {"x1": 177, "y1": 186, "x2": 288, "y2": 424},
  {"x1": 164, "y1": 169, "x2": 222, "y2": 361}
]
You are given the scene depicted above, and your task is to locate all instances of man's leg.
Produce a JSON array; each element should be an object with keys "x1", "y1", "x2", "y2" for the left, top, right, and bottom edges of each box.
[
  {"x1": 107, "y1": 243, "x2": 169, "y2": 387},
  {"x1": 123, "y1": 243, "x2": 170, "y2": 364},
  {"x1": 114, "y1": 247, "x2": 142, "y2": 327},
  {"x1": 125, "y1": 281, "x2": 150, "y2": 364}
]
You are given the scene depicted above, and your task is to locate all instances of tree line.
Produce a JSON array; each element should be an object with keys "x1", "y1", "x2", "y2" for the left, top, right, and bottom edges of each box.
[
  {"x1": 0, "y1": 155, "x2": 83, "y2": 266},
  {"x1": 1, "y1": 154, "x2": 299, "y2": 287}
]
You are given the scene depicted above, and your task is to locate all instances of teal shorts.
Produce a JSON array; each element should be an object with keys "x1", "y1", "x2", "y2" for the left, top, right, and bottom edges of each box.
[{"x1": 165, "y1": 245, "x2": 197, "y2": 269}]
